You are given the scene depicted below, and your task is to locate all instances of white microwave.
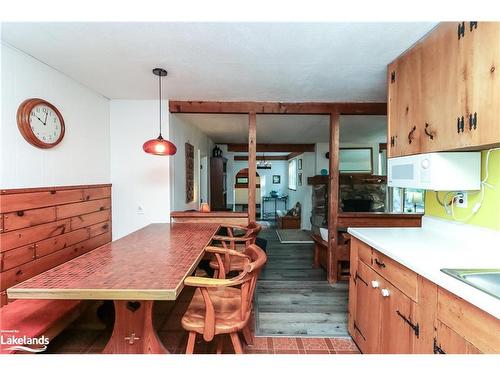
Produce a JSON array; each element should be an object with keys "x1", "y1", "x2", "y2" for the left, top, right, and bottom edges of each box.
[{"x1": 387, "y1": 152, "x2": 481, "y2": 191}]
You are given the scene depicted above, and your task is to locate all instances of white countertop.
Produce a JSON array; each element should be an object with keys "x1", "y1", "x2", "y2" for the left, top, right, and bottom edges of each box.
[{"x1": 348, "y1": 216, "x2": 500, "y2": 319}]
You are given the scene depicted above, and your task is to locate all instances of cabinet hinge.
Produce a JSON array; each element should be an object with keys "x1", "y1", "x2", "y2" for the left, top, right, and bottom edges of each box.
[
  {"x1": 390, "y1": 135, "x2": 396, "y2": 147},
  {"x1": 433, "y1": 338, "x2": 446, "y2": 354},
  {"x1": 457, "y1": 116, "x2": 465, "y2": 133},
  {"x1": 353, "y1": 321, "x2": 367, "y2": 341},
  {"x1": 355, "y1": 271, "x2": 368, "y2": 287},
  {"x1": 391, "y1": 71, "x2": 396, "y2": 83},
  {"x1": 396, "y1": 310, "x2": 419, "y2": 338},
  {"x1": 458, "y1": 22, "x2": 465, "y2": 39},
  {"x1": 468, "y1": 112, "x2": 477, "y2": 130},
  {"x1": 470, "y1": 22, "x2": 478, "y2": 32}
]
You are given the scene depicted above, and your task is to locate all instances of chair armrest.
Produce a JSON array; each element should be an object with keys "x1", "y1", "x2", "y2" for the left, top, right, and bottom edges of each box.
[
  {"x1": 212, "y1": 235, "x2": 252, "y2": 242},
  {"x1": 184, "y1": 276, "x2": 235, "y2": 288}
]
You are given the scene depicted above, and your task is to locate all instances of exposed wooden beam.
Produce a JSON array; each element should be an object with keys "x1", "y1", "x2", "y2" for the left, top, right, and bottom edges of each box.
[
  {"x1": 327, "y1": 112, "x2": 340, "y2": 284},
  {"x1": 248, "y1": 112, "x2": 257, "y2": 223},
  {"x1": 286, "y1": 152, "x2": 303, "y2": 160},
  {"x1": 234, "y1": 155, "x2": 288, "y2": 161},
  {"x1": 169, "y1": 101, "x2": 387, "y2": 115},
  {"x1": 227, "y1": 143, "x2": 315, "y2": 153}
]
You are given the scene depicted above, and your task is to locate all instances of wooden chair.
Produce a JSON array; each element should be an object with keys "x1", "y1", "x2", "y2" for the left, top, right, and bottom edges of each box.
[
  {"x1": 208, "y1": 222, "x2": 261, "y2": 278},
  {"x1": 181, "y1": 244, "x2": 267, "y2": 354}
]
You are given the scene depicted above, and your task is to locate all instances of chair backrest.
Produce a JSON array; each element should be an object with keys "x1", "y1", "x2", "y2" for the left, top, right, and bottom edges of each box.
[
  {"x1": 239, "y1": 244, "x2": 267, "y2": 320},
  {"x1": 244, "y1": 222, "x2": 262, "y2": 243}
]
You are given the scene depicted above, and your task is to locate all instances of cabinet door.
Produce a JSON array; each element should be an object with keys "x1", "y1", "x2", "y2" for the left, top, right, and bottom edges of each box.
[
  {"x1": 388, "y1": 45, "x2": 422, "y2": 157},
  {"x1": 420, "y1": 22, "x2": 469, "y2": 152},
  {"x1": 466, "y1": 22, "x2": 500, "y2": 148},
  {"x1": 379, "y1": 278, "x2": 415, "y2": 353},
  {"x1": 353, "y1": 260, "x2": 381, "y2": 353},
  {"x1": 435, "y1": 320, "x2": 481, "y2": 354}
]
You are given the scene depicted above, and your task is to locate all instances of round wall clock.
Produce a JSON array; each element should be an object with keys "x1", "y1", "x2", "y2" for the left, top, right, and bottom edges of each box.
[{"x1": 17, "y1": 98, "x2": 65, "y2": 149}]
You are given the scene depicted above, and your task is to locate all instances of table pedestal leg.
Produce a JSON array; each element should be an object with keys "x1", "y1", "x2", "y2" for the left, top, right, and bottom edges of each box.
[{"x1": 103, "y1": 300, "x2": 167, "y2": 354}]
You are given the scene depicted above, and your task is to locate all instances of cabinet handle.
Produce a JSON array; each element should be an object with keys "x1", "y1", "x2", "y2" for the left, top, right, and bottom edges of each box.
[
  {"x1": 407, "y1": 126, "x2": 416, "y2": 144},
  {"x1": 390, "y1": 136, "x2": 395, "y2": 147},
  {"x1": 424, "y1": 123, "x2": 435, "y2": 140},
  {"x1": 374, "y1": 258, "x2": 386, "y2": 268},
  {"x1": 469, "y1": 22, "x2": 478, "y2": 32},
  {"x1": 381, "y1": 288, "x2": 390, "y2": 297},
  {"x1": 371, "y1": 280, "x2": 380, "y2": 289}
]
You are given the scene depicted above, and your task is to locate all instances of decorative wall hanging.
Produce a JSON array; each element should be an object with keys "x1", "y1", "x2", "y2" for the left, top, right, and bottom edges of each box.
[
  {"x1": 185, "y1": 142, "x2": 195, "y2": 203},
  {"x1": 298, "y1": 172, "x2": 303, "y2": 186},
  {"x1": 143, "y1": 68, "x2": 177, "y2": 156},
  {"x1": 298, "y1": 159, "x2": 303, "y2": 170},
  {"x1": 273, "y1": 175, "x2": 281, "y2": 184}
]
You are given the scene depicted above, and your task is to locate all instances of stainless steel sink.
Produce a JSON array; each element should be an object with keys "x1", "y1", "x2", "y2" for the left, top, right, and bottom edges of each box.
[{"x1": 441, "y1": 269, "x2": 500, "y2": 300}]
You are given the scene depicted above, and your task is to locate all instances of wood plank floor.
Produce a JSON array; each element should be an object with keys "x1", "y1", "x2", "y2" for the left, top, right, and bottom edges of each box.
[{"x1": 255, "y1": 226, "x2": 349, "y2": 337}]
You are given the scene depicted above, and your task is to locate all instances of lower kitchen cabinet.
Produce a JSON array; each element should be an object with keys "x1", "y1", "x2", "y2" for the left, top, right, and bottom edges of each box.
[
  {"x1": 379, "y1": 278, "x2": 415, "y2": 353},
  {"x1": 353, "y1": 260, "x2": 381, "y2": 354},
  {"x1": 348, "y1": 237, "x2": 499, "y2": 354},
  {"x1": 434, "y1": 321, "x2": 481, "y2": 354}
]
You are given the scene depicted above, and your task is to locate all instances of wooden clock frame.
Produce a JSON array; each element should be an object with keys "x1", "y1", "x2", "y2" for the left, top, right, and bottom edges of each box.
[{"x1": 17, "y1": 98, "x2": 65, "y2": 149}]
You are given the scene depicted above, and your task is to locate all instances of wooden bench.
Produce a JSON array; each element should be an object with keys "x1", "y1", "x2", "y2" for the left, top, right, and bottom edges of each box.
[
  {"x1": 0, "y1": 299, "x2": 83, "y2": 354},
  {"x1": 0, "y1": 183, "x2": 113, "y2": 353},
  {"x1": 276, "y1": 210, "x2": 301, "y2": 229}
]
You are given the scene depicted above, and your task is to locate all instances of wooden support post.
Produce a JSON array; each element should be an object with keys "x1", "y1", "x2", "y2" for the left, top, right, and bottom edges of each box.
[
  {"x1": 248, "y1": 112, "x2": 257, "y2": 223},
  {"x1": 327, "y1": 112, "x2": 340, "y2": 284}
]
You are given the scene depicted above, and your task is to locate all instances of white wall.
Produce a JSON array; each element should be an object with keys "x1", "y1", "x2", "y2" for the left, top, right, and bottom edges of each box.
[
  {"x1": 1, "y1": 44, "x2": 110, "y2": 188},
  {"x1": 287, "y1": 152, "x2": 315, "y2": 230},
  {"x1": 110, "y1": 100, "x2": 171, "y2": 239},
  {"x1": 315, "y1": 142, "x2": 329, "y2": 175},
  {"x1": 169, "y1": 114, "x2": 214, "y2": 211}
]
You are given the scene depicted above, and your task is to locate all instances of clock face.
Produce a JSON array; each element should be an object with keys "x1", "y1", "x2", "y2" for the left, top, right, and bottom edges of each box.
[
  {"x1": 17, "y1": 98, "x2": 65, "y2": 149},
  {"x1": 29, "y1": 104, "x2": 62, "y2": 144}
]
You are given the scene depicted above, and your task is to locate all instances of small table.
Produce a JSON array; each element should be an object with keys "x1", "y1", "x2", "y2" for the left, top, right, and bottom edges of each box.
[
  {"x1": 262, "y1": 195, "x2": 288, "y2": 220},
  {"x1": 7, "y1": 223, "x2": 219, "y2": 354}
]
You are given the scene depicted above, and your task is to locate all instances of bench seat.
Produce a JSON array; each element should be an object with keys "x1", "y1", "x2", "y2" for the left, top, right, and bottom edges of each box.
[{"x1": 0, "y1": 299, "x2": 82, "y2": 354}]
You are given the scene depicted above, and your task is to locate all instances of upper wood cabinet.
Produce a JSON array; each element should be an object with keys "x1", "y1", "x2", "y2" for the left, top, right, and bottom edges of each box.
[{"x1": 388, "y1": 22, "x2": 500, "y2": 157}]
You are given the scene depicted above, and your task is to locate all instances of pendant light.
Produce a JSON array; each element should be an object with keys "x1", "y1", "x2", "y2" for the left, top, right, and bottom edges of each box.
[{"x1": 143, "y1": 68, "x2": 177, "y2": 156}]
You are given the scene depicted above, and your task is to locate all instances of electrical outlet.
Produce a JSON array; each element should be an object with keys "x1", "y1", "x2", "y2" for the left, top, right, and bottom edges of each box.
[
  {"x1": 137, "y1": 205, "x2": 145, "y2": 215},
  {"x1": 455, "y1": 192, "x2": 468, "y2": 208}
]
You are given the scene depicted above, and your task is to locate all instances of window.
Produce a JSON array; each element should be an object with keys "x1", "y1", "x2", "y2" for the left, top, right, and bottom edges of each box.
[
  {"x1": 288, "y1": 159, "x2": 297, "y2": 190},
  {"x1": 390, "y1": 187, "x2": 425, "y2": 213}
]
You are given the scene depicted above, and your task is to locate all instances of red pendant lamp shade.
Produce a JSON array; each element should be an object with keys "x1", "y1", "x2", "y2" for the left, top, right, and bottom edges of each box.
[
  {"x1": 143, "y1": 68, "x2": 177, "y2": 156},
  {"x1": 142, "y1": 134, "x2": 177, "y2": 155}
]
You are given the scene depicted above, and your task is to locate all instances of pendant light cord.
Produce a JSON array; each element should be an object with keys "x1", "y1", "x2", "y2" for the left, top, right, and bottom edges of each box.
[{"x1": 158, "y1": 72, "x2": 162, "y2": 136}]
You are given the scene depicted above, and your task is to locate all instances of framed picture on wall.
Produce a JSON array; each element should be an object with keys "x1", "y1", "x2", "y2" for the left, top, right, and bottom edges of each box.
[
  {"x1": 272, "y1": 175, "x2": 281, "y2": 184},
  {"x1": 298, "y1": 159, "x2": 302, "y2": 170},
  {"x1": 298, "y1": 172, "x2": 303, "y2": 186}
]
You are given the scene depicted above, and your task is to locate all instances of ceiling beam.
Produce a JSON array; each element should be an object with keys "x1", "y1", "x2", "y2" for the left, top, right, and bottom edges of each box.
[
  {"x1": 227, "y1": 143, "x2": 315, "y2": 153},
  {"x1": 169, "y1": 101, "x2": 387, "y2": 115},
  {"x1": 234, "y1": 155, "x2": 288, "y2": 161},
  {"x1": 286, "y1": 152, "x2": 303, "y2": 160}
]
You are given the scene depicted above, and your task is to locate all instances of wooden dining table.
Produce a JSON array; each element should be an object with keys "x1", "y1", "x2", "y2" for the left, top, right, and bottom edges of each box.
[{"x1": 7, "y1": 222, "x2": 220, "y2": 354}]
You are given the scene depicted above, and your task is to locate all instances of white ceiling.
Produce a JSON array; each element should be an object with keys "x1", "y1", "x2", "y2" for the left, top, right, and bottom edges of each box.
[
  {"x1": 1, "y1": 22, "x2": 436, "y2": 101},
  {"x1": 175, "y1": 113, "x2": 386, "y2": 144}
]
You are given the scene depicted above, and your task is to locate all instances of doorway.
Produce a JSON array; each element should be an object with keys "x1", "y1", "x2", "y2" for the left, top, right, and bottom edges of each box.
[{"x1": 199, "y1": 154, "x2": 208, "y2": 205}]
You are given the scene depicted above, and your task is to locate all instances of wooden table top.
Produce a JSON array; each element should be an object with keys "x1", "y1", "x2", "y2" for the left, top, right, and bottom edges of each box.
[{"x1": 7, "y1": 223, "x2": 219, "y2": 301}]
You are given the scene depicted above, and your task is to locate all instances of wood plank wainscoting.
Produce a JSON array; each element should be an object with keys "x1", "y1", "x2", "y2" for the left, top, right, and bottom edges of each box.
[{"x1": 0, "y1": 184, "x2": 112, "y2": 306}]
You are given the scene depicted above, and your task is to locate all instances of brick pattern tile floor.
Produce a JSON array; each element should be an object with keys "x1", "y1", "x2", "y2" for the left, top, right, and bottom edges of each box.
[{"x1": 45, "y1": 288, "x2": 360, "y2": 355}]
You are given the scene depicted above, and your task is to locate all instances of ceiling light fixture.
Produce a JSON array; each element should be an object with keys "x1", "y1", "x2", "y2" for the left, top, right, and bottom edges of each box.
[{"x1": 143, "y1": 68, "x2": 177, "y2": 156}]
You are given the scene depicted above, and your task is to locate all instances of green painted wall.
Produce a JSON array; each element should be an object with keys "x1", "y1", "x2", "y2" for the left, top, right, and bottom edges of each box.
[{"x1": 424, "y1": 150, "x2": 500, "y2": 231}]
